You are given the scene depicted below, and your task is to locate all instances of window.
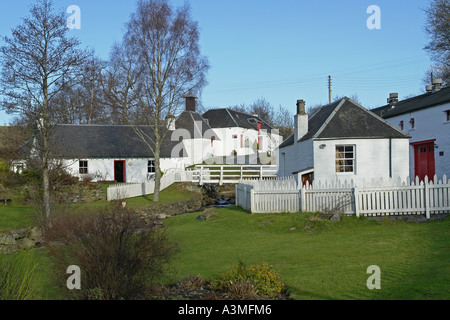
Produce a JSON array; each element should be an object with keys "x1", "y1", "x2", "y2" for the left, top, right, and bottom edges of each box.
[
  {"x1": 399, "y1": 120, "x2": 404, "y2": 130},
  {"x1": 410, "y1": 118, "x2": 415, "y2": 129},
  {"x1": 446, "y1": 110, "x2": 450, "y2": 122},
  {"x1": 335, "y1": 145, "x2": 355, "y2": 173},
  {"x1": 148, "y1": 160, "x2": 155, "y2": 173},
  {"x1": 79, "y1": 160, "x2": 88, "y2": 174}
]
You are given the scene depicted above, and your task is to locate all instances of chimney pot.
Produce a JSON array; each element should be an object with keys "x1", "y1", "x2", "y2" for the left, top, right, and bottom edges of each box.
[
  {"x1": 387, "y1": 93, "x2": 398, "y2": 106},
  {"x1": 184, "y1": 93, "x2": 197, "y2": 112},
  {"x1": 296, "y1": 99, "x2": 306, "y2": 115}
]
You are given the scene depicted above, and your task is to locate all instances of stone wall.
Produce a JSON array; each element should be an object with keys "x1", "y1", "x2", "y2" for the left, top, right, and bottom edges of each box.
[{"x1": 0, "y1": 227, "x2": 42, "y2": 254}]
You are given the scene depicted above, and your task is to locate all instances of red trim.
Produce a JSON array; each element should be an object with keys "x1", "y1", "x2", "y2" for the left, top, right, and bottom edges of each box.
[
  {"x1": 410, "y1": 139, "x2": 436, "y2": 146},
  {"x1": 114, "y1": 160, "x2": 126, "y2": 183}
]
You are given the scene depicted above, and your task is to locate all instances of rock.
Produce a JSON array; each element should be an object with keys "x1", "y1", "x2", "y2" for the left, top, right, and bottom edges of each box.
[
  {"x1": 18, "y1": 238, "x2": 35, "y2": 250},
  {"x1": 289, "y1": 227, "x2": 297, "y2": 232},
  {"x1": 0, "y1": 233, "x2": 16, "y2": 245},
  {"x1": 330, "y1": 213, "x2": 341, "y2": 222},
  {"x1": 156, "y1": 213, "x2": 167, "y2": 220}
]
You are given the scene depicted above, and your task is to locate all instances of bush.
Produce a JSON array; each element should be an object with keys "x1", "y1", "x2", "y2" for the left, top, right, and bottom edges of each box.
[
  {"x1": 0, "y1": 253, "x2": 40, "y2": 300},
  {"x1": 44, "y1": 206, "x2": 178, "y2": 300},
  {"x1": 211, "y1": 262, "x2": 286, "y2": 298}
]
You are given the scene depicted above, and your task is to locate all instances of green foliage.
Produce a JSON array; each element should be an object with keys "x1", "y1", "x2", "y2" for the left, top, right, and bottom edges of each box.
[
  {"x1": 211, "y1": 261, "x2": 286, "y2": 298},
  {"x1": 0, "y1": 253, "x2": 40, "y2": 300}
]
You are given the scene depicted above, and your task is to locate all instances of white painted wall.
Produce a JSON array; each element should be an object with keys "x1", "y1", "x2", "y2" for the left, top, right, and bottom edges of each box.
[
  {"x1": 277, "y1": 139, "x2": 314, "y2": 182},
  {"x1": 312, "y1": 138, "x2": 410, "y2": 185},
  {"x1": 63, "y1": 157, "x2": 187, "y2": 183},
  {"x1": 208, "y1": 127, "x2": 282, "y2": 159},
  {"x1": 383, "y1": 101, "x2": 450, "y2": 178}
]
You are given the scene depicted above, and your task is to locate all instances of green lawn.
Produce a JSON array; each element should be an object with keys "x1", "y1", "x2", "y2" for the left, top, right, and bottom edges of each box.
[
  {"x1": 164, "y1": 207, "x2": 450, "y2": 300},
  {"x1": 1, "y1": 184, "x2": 449, "y2": 300}
]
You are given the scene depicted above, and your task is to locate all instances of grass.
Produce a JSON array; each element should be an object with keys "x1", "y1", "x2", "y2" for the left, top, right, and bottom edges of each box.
[
  {"x1": 164, "y1": 207, "x2": 450, "y2": 300},
  {"x1": 1, "y1": 183, "x2": 449, "y2": 300},
  {"x1": 0, "y1": 205, "x2": 36, "y2": 231}
]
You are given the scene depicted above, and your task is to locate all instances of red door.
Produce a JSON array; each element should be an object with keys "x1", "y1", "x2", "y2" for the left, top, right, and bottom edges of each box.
[{"x1": 413, "y1": 141, "x2": 435, "y2": 181}]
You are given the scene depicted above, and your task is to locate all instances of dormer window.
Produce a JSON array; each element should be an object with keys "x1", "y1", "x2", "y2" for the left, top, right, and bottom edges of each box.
[{"x1": 247, "y1": 118, "x2": 257, "y2": 124}]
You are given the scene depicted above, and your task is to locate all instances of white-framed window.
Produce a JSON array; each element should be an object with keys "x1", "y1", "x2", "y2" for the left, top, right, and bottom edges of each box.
[
  {"x1": 148, "y1": 160, "x2": 155, "y2": 173},
  {"x1": 79, "y1": 160, "x2": 88, "y2": 174},
  {"x1": 445, "y1": 110, "x2": 450, "y2": 122},
  {"x1": 335, "y1": 145, "x2": 355, "y2": 173},
  {"x1": 410, "y1": 118, "x2": 415, "y2": 129}
]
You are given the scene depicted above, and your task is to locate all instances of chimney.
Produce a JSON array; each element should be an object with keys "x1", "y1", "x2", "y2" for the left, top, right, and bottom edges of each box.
[
  {"x1": 184, "y1": 93, "x2": 197, "y2": 112},
  {"x1": 165, "y1": 113, "x2": 176, "y2": 131},
  {"x1": 426, "y1": 85, "x2": 433, "y2": 94},
  {"x1": 433, "y1": 78, "x2": 443, "y2": 92},
  {"x1": 387, "y1": 93, "x2": 398, "y2": 107},
  {"x1": 294, "y1": 99, "x2": 308, "y2": 142}
]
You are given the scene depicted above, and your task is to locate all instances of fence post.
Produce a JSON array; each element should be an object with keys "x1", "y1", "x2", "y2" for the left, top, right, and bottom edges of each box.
[
  {"x1": 300, "y1": 187, "x2": 306, "y2": 212},
  {"x1": 250, "y1": 188, "x2": 255, "y2": 214},
  {"x1": 219, "y1": 166, "x2": 223, "y2": 186},
  {"x1": 353, "y1": 187, "x2": 360, "y2": 217},
  {"x1": 260, "y1": 166, "x2": 263, "y2": 179},
  {"x1": 424, "y1": 177, "x2": 430, "y2": 220}
]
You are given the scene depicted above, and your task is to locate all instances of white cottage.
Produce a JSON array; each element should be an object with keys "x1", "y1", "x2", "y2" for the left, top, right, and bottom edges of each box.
[
  {"x1": 201, "y1": 108, "x2": 283, "y2": 164},
  {"x1": 19, "y1": 96, "x2": 217, "y2": 184},
  {"x1": 277, "y1": 97, "x2": 410, "y2": 186},
  {"x1": 371, "y1": 82, "x2": 450, "y2": 181}
]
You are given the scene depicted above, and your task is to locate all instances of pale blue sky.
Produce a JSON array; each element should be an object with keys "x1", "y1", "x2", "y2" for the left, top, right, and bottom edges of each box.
[{"x1": 0, "y1": 0, "x2": 434, "y2": 125}]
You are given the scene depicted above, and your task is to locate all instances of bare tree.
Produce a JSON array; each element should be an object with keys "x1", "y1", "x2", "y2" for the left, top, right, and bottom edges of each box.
[
  {"x1": 273, "y1": 105, "x2": 294, "y2": 140},
  {"x1": 103, "y1": 43, "x2": 144, "y2": 125},
  {"x1": 423, "y1": 0, "x2": 450, "y2": 85},
  {"x1": 248, "y1": 97, "x2": 275, "y2": 126},
  {"x1": 121, "y1": 0, "x2": 209, "y2": 201},
  {"x1": 0, "y1": 0, "x2": 88, "y2": 219}
]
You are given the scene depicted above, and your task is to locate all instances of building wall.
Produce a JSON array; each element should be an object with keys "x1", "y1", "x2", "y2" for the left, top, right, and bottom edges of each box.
[
  {"x1": 210, "y1": 127, "x2": 282, "y2": 158},
  {"x1": 312, "y1": 138, "x2": 410, "y2": 185},
  {"x1": 383, "y1": 102, "x2": 450, "y2": 179},
  {"x1": 63, "y1": 157, "x2": 186, "y2": 183},
  {"x1": 277, "y1": 139, "x2": 314, "y2": 182}
]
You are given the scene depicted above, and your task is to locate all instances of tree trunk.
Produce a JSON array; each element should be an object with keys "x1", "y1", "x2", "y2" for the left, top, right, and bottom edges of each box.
[{"x1": 153, "y1": 148, "x2": 161, "y2": 202}]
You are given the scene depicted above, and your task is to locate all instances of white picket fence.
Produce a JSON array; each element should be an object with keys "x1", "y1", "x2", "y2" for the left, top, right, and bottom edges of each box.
[
  {"x1": 107, "y1": 171, "x2": 177, "y2": 201},
  {"x1": 236, "y1": 175, "x2": 450, "y2": 219}
]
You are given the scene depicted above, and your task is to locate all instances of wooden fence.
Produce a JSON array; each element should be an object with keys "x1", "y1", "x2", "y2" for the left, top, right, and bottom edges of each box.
[
  {"x1": 107, "y1": 171, "x2": 176, "y2": 201},
  {"x1": 236, "y1": 175, "x2": 450, "y2": 219},
  {"x1": 107, "y1": 165, "x2": 277, "y2": 201}
]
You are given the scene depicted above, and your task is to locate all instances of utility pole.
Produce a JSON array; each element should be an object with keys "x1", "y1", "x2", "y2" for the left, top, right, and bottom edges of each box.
[{"x1": 328, "y1": 75, "x2": 332, "y2": 104}]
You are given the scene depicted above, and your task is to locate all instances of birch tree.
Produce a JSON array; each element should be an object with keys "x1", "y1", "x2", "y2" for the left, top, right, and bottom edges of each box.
[
  {"x1": 121, "y1": 0, "x2": 209, "y2": 201},
  {"x1": 0, "y1": 0, "x2": 88, "y2": 219}
]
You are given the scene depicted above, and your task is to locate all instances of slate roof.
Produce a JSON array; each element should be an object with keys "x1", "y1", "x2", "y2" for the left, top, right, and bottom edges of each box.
[
  {"x1": 50, "y1": 125, "x2": 183, "y2": 159},
  {"x1": 45, "y1": 110, "x2": 215, "y2": 159},
  {"x1": 371, "y1": 86, "x2": 450, "y2": 119},
  {"x1": 279, "y1": 97, "x2": 409, "y2": 149},
  {"x1": 202, "y1": 108, "x2": 274, "y2": 132}
]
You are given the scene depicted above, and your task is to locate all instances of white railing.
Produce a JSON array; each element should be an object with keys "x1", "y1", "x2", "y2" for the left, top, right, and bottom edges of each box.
[
  {"x1": 107, "y1": 164, "x2": 277, "y2": 201},
  {"x1": 236, "y1": 175, "x2": 450, "y2": 219},
  {"x1": 191, "y1": 165, "x2": 277, "y2": 185}
]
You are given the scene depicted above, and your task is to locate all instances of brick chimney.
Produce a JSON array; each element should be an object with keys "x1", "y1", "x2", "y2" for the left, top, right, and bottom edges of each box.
[
  {"x1": 294, "y1": 99, "x2": 308, "y2": 142},
  {"x1": 184, "y1": 93, "x2": 197, "y2": 112}
]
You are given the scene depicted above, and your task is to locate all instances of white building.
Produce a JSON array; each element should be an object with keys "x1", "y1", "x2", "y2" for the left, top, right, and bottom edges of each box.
[
  {"x1": 201, "y1": 108, "x2": 283, "y2": 164},
  {"x1": 372, "y1": 82, "x2": 450, "y2": 181},
  {"x1": 277, "y1": 97, "x2": 410, "y2": 186}
]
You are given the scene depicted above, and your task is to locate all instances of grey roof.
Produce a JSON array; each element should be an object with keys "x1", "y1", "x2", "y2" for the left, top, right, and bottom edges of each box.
[
  {"x1": 371, "y1": 86, "x2": 450, "y2": 119},
  {"x1": 279, "y1": 97, "x2": 409, "y2": 149},
  {"x1": 175, "y1": 111, "x2": 215, "y2": 137},
  {"x1": 50, "y1": 125, "x2": 184, "y2": 159},
  {"x1": 202, "y1": 108, "x2": 274, "y2": 132}
]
